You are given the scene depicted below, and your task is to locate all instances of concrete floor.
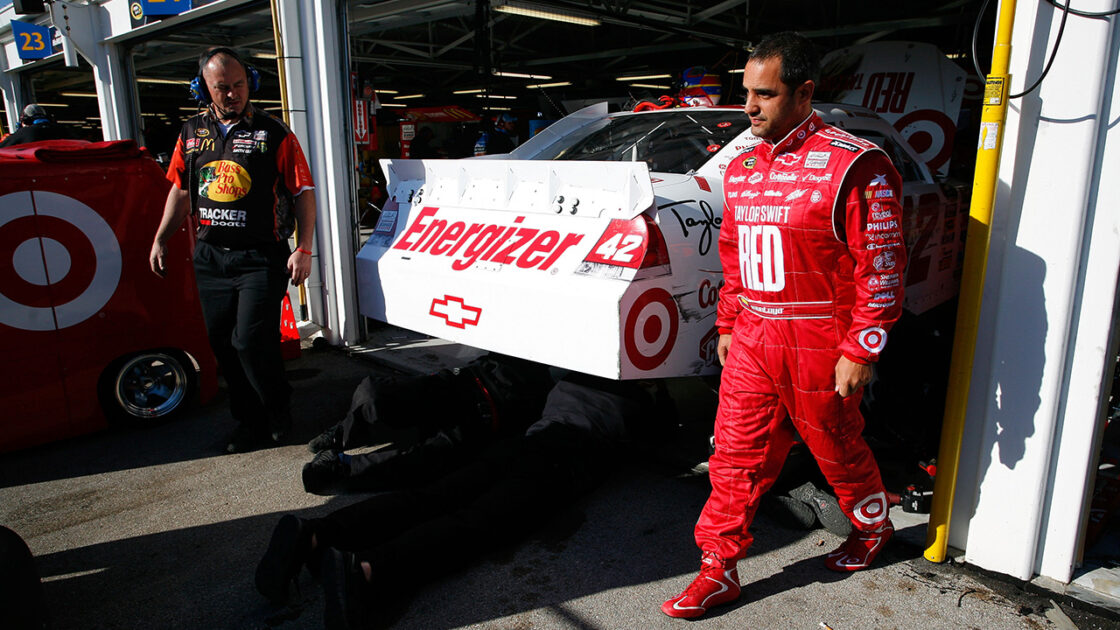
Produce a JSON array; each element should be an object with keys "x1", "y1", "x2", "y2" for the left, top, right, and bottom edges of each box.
[{"x1": 2, "y1": 329, "x2": 1119, "y2": 629}]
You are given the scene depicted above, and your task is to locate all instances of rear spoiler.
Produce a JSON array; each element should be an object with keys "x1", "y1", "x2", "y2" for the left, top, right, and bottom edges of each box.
[{"x1": 380, "y1": 157, "x2": 656, "y2": 221}]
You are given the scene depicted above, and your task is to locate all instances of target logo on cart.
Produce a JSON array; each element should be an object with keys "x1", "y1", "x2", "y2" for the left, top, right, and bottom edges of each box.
[
  {"x1": 0, "y1": 191, "x2": 122, "y2": 332},
  {"x1": 624, "y1": 288, "x2": 679, "y2": 371}
]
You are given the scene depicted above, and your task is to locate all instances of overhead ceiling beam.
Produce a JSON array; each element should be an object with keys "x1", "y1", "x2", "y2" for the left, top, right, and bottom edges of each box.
[
  {"x1": 692, "y1": 0, "x2": 748, "y2": 25},
  {"x1": 351, "y1": 55, "x2": 475, "y2": 71},
  {"x1": 798, "y1": 15, "x2": 959, "y2": 39},
  {"x1": 522, "y1": 40, "x2": 713, "y2": 67}
]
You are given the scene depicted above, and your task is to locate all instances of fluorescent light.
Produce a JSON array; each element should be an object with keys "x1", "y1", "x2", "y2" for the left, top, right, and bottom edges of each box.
[
  {"x1": 453, "y1": 88, "x2": 484, "y2": 95},
  {"x1": 35, "y1": 103, "x2": 68, "y2": 107},
  {"x1": 727, "y1": 68, "x2": 744, "y2": 74},
  {"x1": 252, "y1": 52, "x2": 278, "y2": 60},
  {"x1": 180, "y1": 106, "x2": 202, "y2": 112},
  {"x1": 394, "y1": 94, "x2": 425, "y2": 100},
  {"x1": 493, "y1": 4, "x2": 599, "y2": 26},
  {"x1": 137, "y1": 77, "x2": 189, "y2": 85},
  {"x1": 527, "y1": 81, "x2": 572, "y2": 88},
  {"x1": 381, "y1": 103, "x2": 406, "y2": 108},
  {"x1": 375, "y1": 89, "x2": 399, "y2": 94},
  {"x1": 630, "y1": 83, "x2": 671, "y2": 89},
  {"x1": 476, "y1": 94, "x2": 517, "y2": 100},
  {"x1": 486, "y1": 106, "x2": 512, "y2": 111},
  {"x1": 616, "y1": 74, "x2": 671, "y2": 81},
  {"x1": 254, "y1": 99, "x2": 283, "y2": 104},
  {"x1": 60, "y1": 92, "x2": 98, "y2": 98},
  {"x1": 493, "y1": 71, "x2": 552, "y2": 80}
]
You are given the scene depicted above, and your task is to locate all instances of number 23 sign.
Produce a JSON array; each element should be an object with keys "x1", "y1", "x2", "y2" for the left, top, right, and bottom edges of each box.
[{"x1": 11, "y1": 21, "x2": 53, "y2": 60}]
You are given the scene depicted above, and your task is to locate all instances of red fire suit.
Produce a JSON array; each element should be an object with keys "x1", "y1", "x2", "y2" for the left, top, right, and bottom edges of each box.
[{"x1": 695, "y1": 112, "x2": 907, "y2": 561}]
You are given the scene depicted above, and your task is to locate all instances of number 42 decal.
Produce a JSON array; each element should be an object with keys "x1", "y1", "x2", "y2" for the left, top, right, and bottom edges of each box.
[{"x1": 585, "y1": 218, "x2": 650, "y2": 269}]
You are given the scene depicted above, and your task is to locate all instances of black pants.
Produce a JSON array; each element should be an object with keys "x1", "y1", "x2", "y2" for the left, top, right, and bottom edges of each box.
[
  {"x1": 193, "y1": 240, "x2": 292, "y2": 432},
  {"x1": 311, "y1": 422, "x2": 611, "y2": 596}
]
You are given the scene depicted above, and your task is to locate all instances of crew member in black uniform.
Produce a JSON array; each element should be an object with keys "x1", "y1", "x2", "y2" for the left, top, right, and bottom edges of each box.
[
  {"x1": 149, "y1": 47, "x2": 317, "y2": 453},
  {"x1": 0, "y1": 104, "x2": 78, "y2": 147}
]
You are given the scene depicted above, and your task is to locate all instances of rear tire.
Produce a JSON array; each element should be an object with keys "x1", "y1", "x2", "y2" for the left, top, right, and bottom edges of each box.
[{"x1": 102, "y1": 351, "x2": 195, "y2": 424}]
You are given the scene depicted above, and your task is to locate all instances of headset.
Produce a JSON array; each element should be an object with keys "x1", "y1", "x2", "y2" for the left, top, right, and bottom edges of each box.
[{"x1": 188, "y1": 47, "x2": 261, "y2": 104}]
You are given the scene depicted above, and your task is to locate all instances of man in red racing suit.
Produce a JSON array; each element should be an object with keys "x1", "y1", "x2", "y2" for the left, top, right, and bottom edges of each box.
[{"x1": 662, "y1": 32, "x2": 907, "y2": 619}]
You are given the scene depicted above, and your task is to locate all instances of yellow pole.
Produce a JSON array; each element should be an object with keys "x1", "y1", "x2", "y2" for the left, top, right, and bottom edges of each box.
[
  {"x1": 270, "y1": 0, "x2": 309, "y2": 321},
  {"x1": 924, "y1": 0, "x2": 1017, "y2": 563}
]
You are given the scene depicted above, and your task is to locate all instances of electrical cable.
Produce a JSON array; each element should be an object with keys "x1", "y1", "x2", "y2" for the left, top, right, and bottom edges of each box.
[
  {"x1": 971, "y1": 0, "x2": 993, "y2": 81},
  {"x1": 1045, "y1": 0, "x2": 1120, "y2": 18},
  {"x1": 971, "y1": 0, "x2": 1082, "y2": 99},
  {"x1": 1009, "y1": 0, "x2": 1071, "y2": 97}
]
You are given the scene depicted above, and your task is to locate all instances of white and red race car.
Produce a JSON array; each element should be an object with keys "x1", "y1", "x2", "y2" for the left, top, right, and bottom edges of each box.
[{"x1": 355, "y1": 102, "x2": 967, "y2": 379}]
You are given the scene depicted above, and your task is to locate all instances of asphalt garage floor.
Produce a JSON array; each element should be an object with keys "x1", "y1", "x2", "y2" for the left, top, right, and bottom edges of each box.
[{"x1": 1, "y1": 332, "x2": 1118, "y2": 630}]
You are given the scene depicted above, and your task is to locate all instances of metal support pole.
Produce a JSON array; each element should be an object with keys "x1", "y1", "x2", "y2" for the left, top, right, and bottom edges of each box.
[{"x1": 924, "y1": 0, "x2": 1017, "y2": 563}]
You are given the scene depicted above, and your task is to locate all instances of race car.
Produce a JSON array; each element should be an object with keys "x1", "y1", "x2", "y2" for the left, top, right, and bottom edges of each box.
[{"x1": 355, "y1": 102, "x2": 967, "y2": 379}]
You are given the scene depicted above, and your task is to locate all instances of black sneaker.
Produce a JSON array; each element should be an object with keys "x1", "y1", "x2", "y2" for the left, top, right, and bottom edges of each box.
[
  {"x1": 302, "y1": 450, "x2": 349, "y2": 494},
  {"x1": 255, "y1": 515, "x2": 313, "y2": 606},
  {"x1": 321, "y1": 548, "x2": 368, "y2": 630},
  {"x1": 788, "y1": 481, "x2": 853, "y2": 537},
  {"x1": 269, "y1": 410, "x2": 293, "y2": 445},
  {"x1": 226, "y1": 424, "x2": 267, "y2": 454},
  {"x1": 308, "y1": 424, "x2": 343, "y2": 454}
]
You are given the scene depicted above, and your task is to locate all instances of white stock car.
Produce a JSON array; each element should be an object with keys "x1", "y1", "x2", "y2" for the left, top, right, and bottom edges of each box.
[{"x1": 355, "y1": 102, "x2": 966, "y2": 379}]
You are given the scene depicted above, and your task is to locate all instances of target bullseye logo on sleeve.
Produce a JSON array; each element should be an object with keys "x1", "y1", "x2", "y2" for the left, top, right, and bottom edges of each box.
[{"x1": 0, "y1": 191, "x2": 122, "y2": 331}]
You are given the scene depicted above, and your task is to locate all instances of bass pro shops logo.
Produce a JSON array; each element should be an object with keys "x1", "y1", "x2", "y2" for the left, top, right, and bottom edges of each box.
[{"x1": 199, "y1": 160, "x2": 252, "y2": 203}]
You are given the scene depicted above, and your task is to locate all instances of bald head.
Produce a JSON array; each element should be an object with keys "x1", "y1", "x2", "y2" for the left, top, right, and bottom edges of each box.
[{"x1": 200, "y1": 51, "x2": 250, "y2": 123}]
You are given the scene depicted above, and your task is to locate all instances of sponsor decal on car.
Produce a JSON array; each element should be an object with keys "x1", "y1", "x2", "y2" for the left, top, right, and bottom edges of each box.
[{"x1": 393, "y1": 206, "x2": 585, "y2": 272}]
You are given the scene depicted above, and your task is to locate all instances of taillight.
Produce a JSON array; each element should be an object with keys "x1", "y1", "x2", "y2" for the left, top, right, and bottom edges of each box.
[{"x1": 639, "y1": 214, "x2": 670, "y2": 269}]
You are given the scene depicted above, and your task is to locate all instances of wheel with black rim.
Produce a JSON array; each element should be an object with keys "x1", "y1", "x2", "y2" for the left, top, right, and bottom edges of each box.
[{"x1": 103, "y1": 351, "x2": 194, "y2": 422}]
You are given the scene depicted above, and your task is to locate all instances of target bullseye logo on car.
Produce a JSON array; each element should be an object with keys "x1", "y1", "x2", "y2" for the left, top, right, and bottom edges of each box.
[
  {"x1": 625, "y1": 288, "x2": 679, "y2": 371},
  {"x1": 0, "y1": 191, "x2": 122, "y2": 332}
]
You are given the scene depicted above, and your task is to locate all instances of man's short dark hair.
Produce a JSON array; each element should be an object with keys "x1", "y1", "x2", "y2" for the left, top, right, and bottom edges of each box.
[{"x1": 749, "y1": 31, "x2": 820, "y2": 88}]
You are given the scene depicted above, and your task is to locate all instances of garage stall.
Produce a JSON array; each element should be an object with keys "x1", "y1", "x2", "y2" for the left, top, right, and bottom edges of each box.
[{"x1": 2, "y1": 0, "x2": 1119, "y2": 603}]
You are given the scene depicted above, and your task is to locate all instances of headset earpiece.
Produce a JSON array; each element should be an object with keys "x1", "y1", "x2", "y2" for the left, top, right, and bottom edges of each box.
[{"x1": 189, "y1": 75, "x2": 209, "y2": 103}]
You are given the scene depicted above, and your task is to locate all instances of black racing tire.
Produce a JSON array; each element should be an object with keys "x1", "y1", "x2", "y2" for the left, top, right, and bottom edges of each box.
[{"x1": 100, "y1": 350, "x2": 196, "y2": 424}]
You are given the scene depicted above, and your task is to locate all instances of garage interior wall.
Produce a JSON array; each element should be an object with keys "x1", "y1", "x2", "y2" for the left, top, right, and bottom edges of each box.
[{"x1": 950, "y1": 0, "x2": 1120, "y2": 583}]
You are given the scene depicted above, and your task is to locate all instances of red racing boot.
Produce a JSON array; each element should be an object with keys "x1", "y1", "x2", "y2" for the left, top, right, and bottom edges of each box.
[
  {"x1": 661, "y1": 552, "x2": 741, "y2": 619},
  {"x1": 824, "y1": 519, "x2": 894, "y2": 571}
]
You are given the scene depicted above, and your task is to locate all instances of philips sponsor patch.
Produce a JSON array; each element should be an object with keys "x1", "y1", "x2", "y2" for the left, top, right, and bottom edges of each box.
[{"x1": 805, "y1": 151, "x2": 831, "y2": 169}]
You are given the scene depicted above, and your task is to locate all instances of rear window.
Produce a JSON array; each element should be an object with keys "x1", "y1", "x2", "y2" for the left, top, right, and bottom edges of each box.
[{"x1": 536, "y1": 111, "x2": 751, "y2": 174}]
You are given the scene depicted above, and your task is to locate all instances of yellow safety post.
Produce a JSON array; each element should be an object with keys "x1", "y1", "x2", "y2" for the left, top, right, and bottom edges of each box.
[
  {"x1": 270, "y1": 0, "x2": 309, "y2": 321},
  {"x1": 924, "y1": 0, "x2": 1017, "y2": 563}
]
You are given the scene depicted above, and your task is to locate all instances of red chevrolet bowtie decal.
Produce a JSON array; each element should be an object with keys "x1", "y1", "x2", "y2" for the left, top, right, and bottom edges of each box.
[{"x1": 429, "y1": 295, "x2": 482, "y2": 329}]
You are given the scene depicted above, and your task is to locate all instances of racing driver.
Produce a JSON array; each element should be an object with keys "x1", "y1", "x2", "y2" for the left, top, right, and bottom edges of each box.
[{"x1": 662, "y1": 31, "x2": 907, "y2": 619}]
